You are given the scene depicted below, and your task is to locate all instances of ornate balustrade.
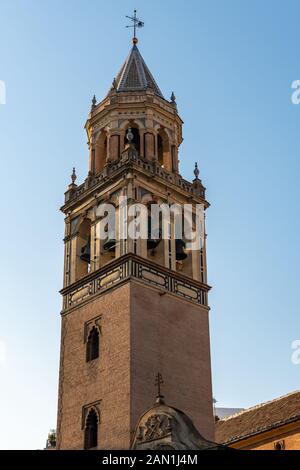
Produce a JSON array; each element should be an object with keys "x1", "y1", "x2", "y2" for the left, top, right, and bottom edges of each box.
[{"x1": 64, "y1": 152, "x2": 206, "y2": 207}]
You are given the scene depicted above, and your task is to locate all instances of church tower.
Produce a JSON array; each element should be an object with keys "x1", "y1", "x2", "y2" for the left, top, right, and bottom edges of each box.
[{"x1": 56, "y1": 29, "x2": 214, "y2": 450}]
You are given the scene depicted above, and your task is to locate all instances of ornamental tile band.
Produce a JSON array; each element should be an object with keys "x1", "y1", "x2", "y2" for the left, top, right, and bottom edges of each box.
[{"x1": 61, "y1": 254, "x2": 210, "y2": 313}]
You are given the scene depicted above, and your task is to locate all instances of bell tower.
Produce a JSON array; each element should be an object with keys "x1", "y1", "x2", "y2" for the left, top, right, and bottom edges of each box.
[{"x1": 56, "y1": 31, "x2": 214, "y2": 450}]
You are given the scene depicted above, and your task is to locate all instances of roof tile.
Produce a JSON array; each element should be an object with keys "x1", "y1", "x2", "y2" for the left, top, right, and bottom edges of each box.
[
  {"x1": 112, "y1": 45, "x2": 164, "y2": 97},
  {"x1": 215, "y1": 390, "x2": 300, "y2": 444}
]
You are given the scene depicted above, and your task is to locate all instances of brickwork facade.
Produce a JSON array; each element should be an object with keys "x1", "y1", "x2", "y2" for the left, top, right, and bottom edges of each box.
[{"x1": 57, "y1": 280, "x2": 214, "y2": 449}]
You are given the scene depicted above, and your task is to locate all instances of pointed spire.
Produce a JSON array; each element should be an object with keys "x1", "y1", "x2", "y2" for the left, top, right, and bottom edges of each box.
[
  {"x1": 91, "y1": 94, "x2": 97, "y2": 108},
  {"x1": 110, "y1": 44, "x2": 164, "y2": 98},
  {"x1": 170, "y1": 91, "x2": 177, "y2": 109}
]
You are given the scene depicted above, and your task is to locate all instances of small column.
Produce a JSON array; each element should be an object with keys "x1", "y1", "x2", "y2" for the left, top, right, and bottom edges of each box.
[
  {"x1": 90, "y1": 222, "x2": 99, "y2": 272},
  {"x1": 88, "y1": 140, "x2": 95, "y2": 174},
  {"x1": 144, "y1": 132, "x2": 155, "y2": 160},
  {"x1": 106, "y1": 133, "x2": 111, "y2": 163},
  {"x1": 120, "y1": 130, "x2": 126, "y2": 154},
  {"x1": 109, "y1": 134, "x2": 120, "y2": 161},
  {"x1": 115, "y1": 206, "x2": 121, "y2": 259},
  {"x1": 63, "y1": 216, "x2": 71, "y2": 287},
  {"x1": 69, "y1": 236, "x2": 77, "y2": 284},
  {"x1": 154, "y1": 133, "x2": 158, "y2": 161},
  {"x1": 192, "y1": 248, "x2": 201, "y2": 281},
  {"x1": 165, "y1": 143, "x2": 172, "y2": 172},
  {"x1": 139, "y1": 131, "x2": 144, "y2": 158},
  {"x1": 171, "y1": 145, "x2": 178, "y2": 173}
]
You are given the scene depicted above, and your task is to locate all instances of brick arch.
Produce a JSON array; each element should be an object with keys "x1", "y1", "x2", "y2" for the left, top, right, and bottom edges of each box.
[
  {"x1": 84, "y1": 407, "x2": 99, "y2": 450},
  {"x1": 119, "y1": 118, "x2": 145, "y2": 130}
]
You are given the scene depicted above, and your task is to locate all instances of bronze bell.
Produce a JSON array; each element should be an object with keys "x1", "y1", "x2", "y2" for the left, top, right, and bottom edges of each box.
[
  {"x1": 147, "y1": 215, "x2": 161, "y2": 250},
  {"x1": 103, "y1": 237, "x2": 116, "y2": 252},
  {"x1": 175, "y1": 239, "x2": 187, "y2": 261},
  {"x1": 147, "y1": 238, "x2": 160, "y2": 250},
  {"x1": 80, "y1": 236, "x2": 91, "y2": 263}
]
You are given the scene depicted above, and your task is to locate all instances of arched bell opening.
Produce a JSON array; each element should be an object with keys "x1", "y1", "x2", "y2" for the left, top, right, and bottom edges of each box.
[
  {"x1": 124, "y1": 125, "x2": 140, "y2": 154},
  {"x1": 144, "y1": 132, "x2": 155, "y2": 160},
  {"x1": 175, "y1": 214, "x2": 193, "y2": 277},
  {"x1": 76, "y1": 219, "x2": 92, "y2": 280},
  {"x1": 95, "y1": 131, "x2": 107, "y2": 174},
  {"x1": 157, "y1": 128, "x2": 171, "y2": 171},
  {"x1": 175, "y1": 237, "x2": 192, "y2": 277},
  {"x1": 147, "y1": 202, "x2": 161, "y2": 251},
  {"x1": 99, "y1": 205, "x2": 117, "y2": 267},
  {"x1": 147, "y1": 202, "x2": 164, "y2": 266}
]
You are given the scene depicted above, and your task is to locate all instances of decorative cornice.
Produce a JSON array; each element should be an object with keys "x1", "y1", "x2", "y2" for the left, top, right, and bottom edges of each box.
[{"x1": 60, "y1": 253, "x2": 210, "y2": 314}]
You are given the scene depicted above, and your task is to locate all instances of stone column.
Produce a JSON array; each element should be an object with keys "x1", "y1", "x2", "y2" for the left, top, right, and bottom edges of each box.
[
  {"x1": 144, "y1": 132, "x2": 155, "y2": 160},
  {"x1": 139, "y1": 131, "x2": 144, "y2": 158},
  {"x1": 192, "y1": 248, "x2": 201, "y2": 281},
  {"x1": 120, "y1": 130, "x2": 126, "y2": 153},
  {"x1": 109, "y1": 134, "x2": 120, "y2": 161},
  {"x1": 154, "y1": 132, "x2": 158, "y2": 161},
  {"x1": 171, "y1": 145, "x2": 178, "y2": 173},
  {"x1": 88, "y1": 136, "x2": 95, "y2": 174}
]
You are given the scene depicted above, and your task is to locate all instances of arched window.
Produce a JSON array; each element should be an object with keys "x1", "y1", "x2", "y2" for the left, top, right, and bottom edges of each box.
[
  {"x1": 84, "y1": 408, "x2": 98, "y2": 449},
  {"x1": 157, "y1": 128, "x2": 171, "y2": 170},
  {"x1": 86, "y1": 327, "x2": 99, "y2": 362}
]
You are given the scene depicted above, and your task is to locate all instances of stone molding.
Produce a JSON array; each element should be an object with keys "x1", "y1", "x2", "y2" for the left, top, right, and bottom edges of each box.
[{"x1": 60, "y1": 254, "x2": 210, "y2": 314}]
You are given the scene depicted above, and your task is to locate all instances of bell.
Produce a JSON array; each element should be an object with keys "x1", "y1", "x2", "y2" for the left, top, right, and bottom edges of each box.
[
  {"x1": 80, "y1": 237, "x2": 91, "y2": 263},
  {"x1": 147, "y1": 215, "x2": 161, "y2": 250},
  {"x1": 175, "y1": 239, "x2": 187, "y2": 261},
  {"x1": 147, "y1": 238, "x2": 160, "y2": 250},
  {"x1": 103, "y1": 238, "x2": 116, "y2": 252}
]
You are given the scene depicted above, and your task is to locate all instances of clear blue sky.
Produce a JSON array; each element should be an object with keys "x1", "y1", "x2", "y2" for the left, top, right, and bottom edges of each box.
[{"x1": 0, "y1": 0, "x2": 299, "y2": 449}]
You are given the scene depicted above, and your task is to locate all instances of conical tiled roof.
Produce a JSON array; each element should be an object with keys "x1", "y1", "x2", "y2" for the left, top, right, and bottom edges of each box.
[{"x1": 113, "y1": 44, "x2": 164, "y2": 98}]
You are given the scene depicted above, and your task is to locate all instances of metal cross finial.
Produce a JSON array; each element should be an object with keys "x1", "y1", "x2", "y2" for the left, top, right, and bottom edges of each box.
[
  {"x1": 126, "y1": 9, "x2": 144, "y2": 44},
  {"x1": 155, "y1": 372, "x2": 164, "y2": 398}
]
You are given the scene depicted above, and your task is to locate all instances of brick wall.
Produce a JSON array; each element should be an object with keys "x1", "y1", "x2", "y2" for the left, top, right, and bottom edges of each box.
[{"x1": 56, "y1": 280, "x2": 214, "y2": 449}]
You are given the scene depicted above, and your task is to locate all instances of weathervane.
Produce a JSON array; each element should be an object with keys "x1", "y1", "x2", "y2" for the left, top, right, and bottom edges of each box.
[{"x1": 126, "y1": 9, "x2": 144, "y2": 44}]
